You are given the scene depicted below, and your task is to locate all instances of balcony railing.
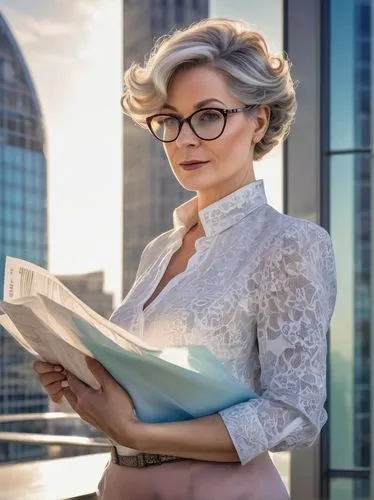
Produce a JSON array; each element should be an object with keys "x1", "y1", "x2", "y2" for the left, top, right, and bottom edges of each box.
[
  {"x1": 0, "y1": 412, "x2": 291, "y2": 499},
  {"x1": 0, "y1": 412, "x2": 111, "y2": 499}
]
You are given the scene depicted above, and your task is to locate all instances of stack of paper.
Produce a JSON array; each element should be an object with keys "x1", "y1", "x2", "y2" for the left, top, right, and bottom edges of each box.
[{"x1": 0, "y1": 257, "x2": 256, "y2": 423}]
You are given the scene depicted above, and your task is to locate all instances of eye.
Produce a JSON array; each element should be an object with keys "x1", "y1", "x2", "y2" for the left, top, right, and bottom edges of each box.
[
  {"x1": 154, "y1": 116, "x2": 167, "y2": 125},
  {"x1": 152, "y1": 115, "x2": 178, "y2": 130},
  {"x1": 163, "y1": 117, "x2": 177, "y2": 126},
  {"x1": 197, "y1": 110, "x2": 222, "y2": 123}
]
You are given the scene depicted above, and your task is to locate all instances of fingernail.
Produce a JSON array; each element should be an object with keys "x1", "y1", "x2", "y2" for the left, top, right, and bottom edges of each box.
[
  {"x1": 54, "y1": 366, "x2": 63, "y2": 372},
  {"x1": 61, "y1": 381, "x2": 69, "y2": 388}
]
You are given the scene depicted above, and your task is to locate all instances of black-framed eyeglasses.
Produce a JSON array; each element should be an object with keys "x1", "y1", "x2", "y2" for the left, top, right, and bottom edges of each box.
[{"x1": 146, "y1": 105, "x2": 257, "y2": 143}]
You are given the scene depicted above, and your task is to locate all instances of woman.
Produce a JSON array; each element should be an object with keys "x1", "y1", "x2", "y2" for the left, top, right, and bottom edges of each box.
[{"x1": 34, "y1": 18, "x2": 337, "y2": 500}]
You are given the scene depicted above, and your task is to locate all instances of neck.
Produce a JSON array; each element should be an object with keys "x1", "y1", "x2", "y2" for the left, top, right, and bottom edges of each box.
[
  {"x1": 196, "y1": 171, "x2": 256, "y2": 213},
  {"x1": 188, "y1": 221, "x2": 205, "y2": 238}
]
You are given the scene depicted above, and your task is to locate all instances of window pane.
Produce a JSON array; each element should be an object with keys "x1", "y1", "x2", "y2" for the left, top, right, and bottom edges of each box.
[
  {"x1": 329, "y1": 153, "x2": 371, "y2": 471},
  {"x1": 330, "y1": 0, "x2": 371, "y2": 150},
  {"x1": 329, "y1": 477, "x2": 370, "y2": 500}
]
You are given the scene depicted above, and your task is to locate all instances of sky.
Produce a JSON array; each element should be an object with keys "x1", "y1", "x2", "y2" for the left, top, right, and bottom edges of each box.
[
  {"x1": 0, "y1": 0, "x2": 123, "y2": 303},
  {"x1": 0, "y1": 0, "x2": 283, "y2": 306}
]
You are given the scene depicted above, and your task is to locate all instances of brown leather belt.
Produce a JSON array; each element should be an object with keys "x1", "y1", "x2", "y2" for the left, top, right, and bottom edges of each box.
[{"x1": 111, "y1": 446, "x2": 186, "y2": 468}]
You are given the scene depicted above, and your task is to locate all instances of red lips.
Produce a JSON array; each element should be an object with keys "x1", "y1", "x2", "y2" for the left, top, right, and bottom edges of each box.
[{"x1": 179, "y1": 160, "x2": 209, "y2": 171}]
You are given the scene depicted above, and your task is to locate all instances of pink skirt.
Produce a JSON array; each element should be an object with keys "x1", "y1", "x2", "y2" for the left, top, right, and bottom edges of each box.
[{"x1": 97, "y1": 452, "x2": 289, "y2": 500}]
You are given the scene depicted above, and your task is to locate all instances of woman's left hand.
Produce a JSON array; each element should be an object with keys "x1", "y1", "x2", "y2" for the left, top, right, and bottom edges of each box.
[{"x1": 62, "y1": 357, "x2": 140, "y2": 448}]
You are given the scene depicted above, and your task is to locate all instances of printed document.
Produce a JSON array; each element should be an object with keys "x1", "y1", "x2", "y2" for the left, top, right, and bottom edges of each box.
[{"x1": 1, "y1": 257, "x2": 257, "y2": 423}]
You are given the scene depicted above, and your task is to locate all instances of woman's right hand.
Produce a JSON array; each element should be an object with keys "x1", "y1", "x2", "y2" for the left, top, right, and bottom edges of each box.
[{"x1": 33, "y1": 361, "x2": 67, "y2": 403}]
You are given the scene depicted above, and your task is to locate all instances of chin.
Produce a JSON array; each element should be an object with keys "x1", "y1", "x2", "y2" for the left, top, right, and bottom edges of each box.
[
  {"x1": 172, "y1": 164, "x2": 225, "y2": 191},
  {"x1": 176, "y1": 175, "x2": 224, "y2": 192}
]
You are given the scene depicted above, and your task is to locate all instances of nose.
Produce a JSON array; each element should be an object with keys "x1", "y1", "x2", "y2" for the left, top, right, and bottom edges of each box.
[{"x1": 175, "y1": 121, "x2": 200, "y2": 148}]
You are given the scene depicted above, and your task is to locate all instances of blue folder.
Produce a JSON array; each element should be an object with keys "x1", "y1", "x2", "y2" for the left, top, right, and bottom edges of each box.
[{"x1": 73, "y1": 317, "x2": 257, "y2": 423}]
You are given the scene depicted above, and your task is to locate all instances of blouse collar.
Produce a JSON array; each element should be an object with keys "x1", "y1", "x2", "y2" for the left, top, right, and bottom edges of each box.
[{"x1": 172, "y1": 179, "x2": 267, "y2": 238}]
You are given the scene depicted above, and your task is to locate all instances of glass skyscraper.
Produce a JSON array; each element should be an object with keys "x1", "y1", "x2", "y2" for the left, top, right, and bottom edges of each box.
[
  {"x1": 0, "y1": 13, "x2": 49, "y2": 462},
  {"x1": 122, "y1": 0, "x2": 209, "y2": 297}
]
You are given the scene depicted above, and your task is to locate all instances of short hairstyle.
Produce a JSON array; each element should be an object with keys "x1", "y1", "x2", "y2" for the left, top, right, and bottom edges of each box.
[{"x1": 121, "y1": 17, "x2": 297, "y2": 160}]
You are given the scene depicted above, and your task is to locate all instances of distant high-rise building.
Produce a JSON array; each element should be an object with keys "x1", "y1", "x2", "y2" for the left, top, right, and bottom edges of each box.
[
  {"x1": 57, "y1": 270, "x2": 114, "y2": 320},
  {"x1": 0, "y1": 13, "x2": 49, "y2": 462},
  {"x1": 122, "y1": 0, "x2": 209, "y2": 297}
]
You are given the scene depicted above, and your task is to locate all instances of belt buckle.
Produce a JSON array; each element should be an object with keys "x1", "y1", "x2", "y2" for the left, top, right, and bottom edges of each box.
[
  {"x1": 112, "y1": 446, "x2": 120, "y2": 465},
  {"x1": 136, "y1": 453, "x2": 146, "y2": 467}
]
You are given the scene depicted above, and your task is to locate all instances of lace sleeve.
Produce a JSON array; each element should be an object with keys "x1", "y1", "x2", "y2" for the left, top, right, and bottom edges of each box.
[{"x1": 219, "y1": 221, "x2": 337, "y2": 465}]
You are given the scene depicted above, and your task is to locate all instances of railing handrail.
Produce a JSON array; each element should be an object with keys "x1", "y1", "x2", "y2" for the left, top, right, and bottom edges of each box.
[
  {"x1": 0, "y1": 412, "x2": 81, "y2": 423},
  {"x1": 0, "y1": 431, "x2": 111, "y2": 447},
  {"x1": 0, "y1": 412, "x2": 111, "y2": 448}
]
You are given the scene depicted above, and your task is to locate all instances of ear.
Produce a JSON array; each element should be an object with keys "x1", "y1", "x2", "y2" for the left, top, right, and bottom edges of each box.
[{"x1": 252, "y1": 105, "x2": 270, "y2": 142}]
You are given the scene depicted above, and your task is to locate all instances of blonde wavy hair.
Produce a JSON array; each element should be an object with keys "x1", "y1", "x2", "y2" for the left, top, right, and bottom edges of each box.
[{"x1": 121, "y1": 18, "x2": 296, "y2": 160}]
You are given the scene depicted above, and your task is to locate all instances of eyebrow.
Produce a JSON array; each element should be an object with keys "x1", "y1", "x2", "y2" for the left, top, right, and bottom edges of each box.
[{"x1": 161, "y1": 98, "x2": 227, "y2": 112}]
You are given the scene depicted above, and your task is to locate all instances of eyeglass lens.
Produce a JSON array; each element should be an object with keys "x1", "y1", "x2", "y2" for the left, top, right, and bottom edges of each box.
[{"x1": 150, "y1": 109, "x2": 226, "y2": 142}]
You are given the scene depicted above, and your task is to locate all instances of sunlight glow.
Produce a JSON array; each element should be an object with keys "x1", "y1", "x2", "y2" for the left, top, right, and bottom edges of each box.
[{"x1": 47, "y1": 0, "x2": 123, "y2": 304}]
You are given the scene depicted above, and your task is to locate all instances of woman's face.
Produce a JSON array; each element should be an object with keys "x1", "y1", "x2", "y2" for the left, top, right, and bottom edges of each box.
[{"x1": 160, "y1": 65, "x2": 267, "y2": 194}]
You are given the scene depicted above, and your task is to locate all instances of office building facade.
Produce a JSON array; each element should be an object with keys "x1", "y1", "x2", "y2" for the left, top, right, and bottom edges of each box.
[
  {"x1": 122, "y1": 0, "x2": 209, "y2": 297},
  {"x1": 57, "y1": 271, "x2": 114, "y2": 320},
  {"x1": 285, "y1": 0, "x2": 372, "y2": 498},
  {"x1": 0, "y1": 13, "x2": 49, "y2": 462}
]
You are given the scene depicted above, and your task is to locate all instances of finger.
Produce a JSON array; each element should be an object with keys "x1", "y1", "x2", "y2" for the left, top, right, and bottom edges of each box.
[
  {"x1": 63, "y1": 387, "x2": 78, "y2": 409},
  {"x1": 51, "y1": 390, "x2": 65, "y2": 403},
  {"x1": 64, "y1": 374, "x2": 99, "y2": 421},
  {"x1": 39, "y1": 372, "x2": 66, "y2": 387},
  {"x1": 44, "y1": 380, "x2": 66, "y2": 397},
  {"x1": 62, "y1": 388, "x2": 94, "y2": 425},
  {"x1": 33, "y1": 361, "x2": 64, "y2": 374},
  {"x1": 85, "y1": 357, "x2": 110, "y2": 388},
  {"x1": 66, "y1": 371, "x2": 94, "y2": 396}
]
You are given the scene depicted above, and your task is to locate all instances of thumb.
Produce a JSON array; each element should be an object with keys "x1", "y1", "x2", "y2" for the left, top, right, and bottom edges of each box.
[{"x1": 85, "y1": 357, "x2": 112, "y2": 387}]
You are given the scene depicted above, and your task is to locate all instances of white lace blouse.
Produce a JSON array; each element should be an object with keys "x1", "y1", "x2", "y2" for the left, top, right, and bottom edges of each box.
[{"x1": 110, "y1": 179, "x2": 337, "y2": 465}]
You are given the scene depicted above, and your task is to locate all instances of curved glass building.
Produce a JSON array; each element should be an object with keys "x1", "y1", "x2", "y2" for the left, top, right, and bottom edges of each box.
[{"x1": 0, "y1": 13, "x2": 49, "y2": 462}]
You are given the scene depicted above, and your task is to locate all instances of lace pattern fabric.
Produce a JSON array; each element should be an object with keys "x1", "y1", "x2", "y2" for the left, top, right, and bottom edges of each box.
[{"x1": 111, "y1": 179, "x2": 337, "y2": 465}]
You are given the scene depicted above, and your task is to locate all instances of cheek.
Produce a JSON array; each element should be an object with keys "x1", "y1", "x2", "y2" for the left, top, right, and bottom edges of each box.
[{"x1": 212, "y1": 128, "x2": 250, "y2": 163}]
